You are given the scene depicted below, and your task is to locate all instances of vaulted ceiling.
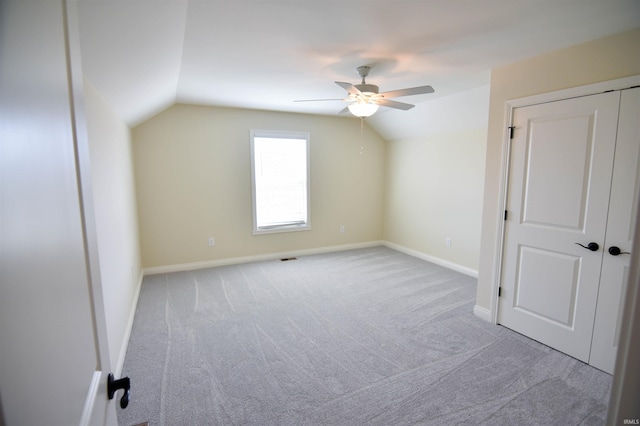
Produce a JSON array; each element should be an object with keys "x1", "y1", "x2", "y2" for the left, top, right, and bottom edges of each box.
[{"x1": 77, "y1": 1, "x2": 640, "y2": 141}]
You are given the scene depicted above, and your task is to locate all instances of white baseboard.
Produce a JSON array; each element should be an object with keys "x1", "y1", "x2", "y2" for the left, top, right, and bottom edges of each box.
[
  {"x1": 382, "y1": 241, "x2": 478, "y2": 278},
  {"x1": 380, "y1": 242, "x2": 492, "y2": 322},
  {"x1": 115, "y1": 269, "x2": 144, "y2": 377},
  {"x1": 473, "y1": 304, "x2": 493, "y2": 323},
  {"x1": 143, "y1": 240, "x2": 385, "y2": 276}
]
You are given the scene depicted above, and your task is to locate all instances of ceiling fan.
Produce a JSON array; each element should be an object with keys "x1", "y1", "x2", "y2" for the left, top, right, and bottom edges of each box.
[{"x1": 295, "y1": 65, "x2": 435, "y2": 117}]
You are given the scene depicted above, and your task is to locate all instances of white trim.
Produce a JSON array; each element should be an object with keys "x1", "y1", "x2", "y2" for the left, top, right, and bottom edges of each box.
[
  {"x1": 487, "y1": 101, "x2": 516, "y2": 325},
  {"x1": 491, "y1": 75, "x2": 640, "y2": 325},
  {"x1": 143, "y1": 241, "x2": 384, "y2": 275},
  {"x1": 115, "y1": 269, "x2": 144, "y2": 377},
  {"x1": 65, "y1": 0, "x2": 113, "y2": 374},
  {"x1": 250, "y1": 129, "x2": 311, "y2": 235},
  {"x1": 473, "y1": 305, "x2": 492, "y2": 323},
  {"x1": 382, "y1": 241, "x2": 478, "y2": 278},
  {"x1": 252, "y1": 223, "x2": 311, "y2": 235},
  {"x1": 505, "y1": 75, "x2": 640, "y2": 108},
  {"x1": 78, "y1": 371, "x2": 101, "y2": 426},
  {"x1": 608, "y1": 184, "x2": 640, "y2": 423},
  {"x1": 143, "y1": 240, "x2": 479, "y2": 279}
]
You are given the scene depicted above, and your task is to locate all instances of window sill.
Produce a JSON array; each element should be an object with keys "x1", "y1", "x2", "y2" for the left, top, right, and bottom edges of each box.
[{"x1": 252, "y1": 224, "x2": 311, "y2": 235}]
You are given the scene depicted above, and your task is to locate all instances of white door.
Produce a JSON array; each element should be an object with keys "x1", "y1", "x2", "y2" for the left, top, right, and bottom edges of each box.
[
  {"x1": 590, "y1": 87, "x2": 640, "y2": 373},
  {"x1": 0, "y1": 1, "x2": 115, "y2": 424},
  {"x1": 498, "y1": 91, "x2": 621, "y2": 363}
]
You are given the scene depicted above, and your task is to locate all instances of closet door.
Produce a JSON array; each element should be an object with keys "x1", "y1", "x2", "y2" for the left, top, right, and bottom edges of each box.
[
  {"x1": 498, "y1": 91, "x2": 621, "y2": 363},
  {"x1": 590, "y1": 87, "x2": 640, "y2": 374}
]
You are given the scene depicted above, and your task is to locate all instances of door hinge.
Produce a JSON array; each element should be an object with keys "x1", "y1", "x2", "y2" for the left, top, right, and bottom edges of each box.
[
  {"x1": 504, "y1": 210, "x2": 508, "y2": 220},
  {"x1": 508, "y1": 126, "x2": 522, "y2": 139},
  {"x1": 498, "y1": 287, "x2": 502, "y2": 297}
]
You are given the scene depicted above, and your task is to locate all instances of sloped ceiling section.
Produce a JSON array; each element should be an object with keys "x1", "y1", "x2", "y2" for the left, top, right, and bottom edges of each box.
[
  {"x1": 77, "y1": 1, "x2": 640, "y2": 140},
  {"x1": 78, "y1": 1, "x2": 188, "y2": 126}
]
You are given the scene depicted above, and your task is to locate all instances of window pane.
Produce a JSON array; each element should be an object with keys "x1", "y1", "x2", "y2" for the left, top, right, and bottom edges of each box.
[{"x1": 252, "y1": 134, "x2": 309, "y2": 231}]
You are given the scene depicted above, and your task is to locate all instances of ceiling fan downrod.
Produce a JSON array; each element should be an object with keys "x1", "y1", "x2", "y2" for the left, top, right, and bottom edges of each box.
[
  {"x1": 355, "y1": 66, "x2": 379, "y2": 95},
  {"x1": 357, "y1": 65, "x2": 371, "y2": 84}
]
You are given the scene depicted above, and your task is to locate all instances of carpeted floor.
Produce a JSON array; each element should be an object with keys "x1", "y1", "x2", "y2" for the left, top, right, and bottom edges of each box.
[{"x1": 118, "y1": 246, "x2": 611, "y2": 425}]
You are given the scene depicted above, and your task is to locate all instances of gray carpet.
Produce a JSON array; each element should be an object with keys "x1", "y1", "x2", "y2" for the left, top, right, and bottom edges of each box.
[{"x1": 118, "y1": 246, "x2": 611, "y2": 425}]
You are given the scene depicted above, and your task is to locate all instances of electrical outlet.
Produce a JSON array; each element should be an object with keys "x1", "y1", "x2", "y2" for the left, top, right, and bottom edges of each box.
[
  {"x1": 340, "y1": 226, "x2": 345, "y2": 234},
  {"x1": 208, "y1": 237, "x2": 215, "y2": 247},
  {"x1": 446, "y1": 237, "x2": 451, "y2": 247}
]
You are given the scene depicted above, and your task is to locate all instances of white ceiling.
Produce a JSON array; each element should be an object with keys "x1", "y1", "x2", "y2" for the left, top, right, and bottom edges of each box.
[{"x1": 77, "y1": 1, "x2": 640, "y2": 141}]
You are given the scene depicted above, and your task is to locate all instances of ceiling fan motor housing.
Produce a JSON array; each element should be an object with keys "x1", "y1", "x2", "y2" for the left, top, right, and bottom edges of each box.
[{"x1": 355, "y1": 84, "x2": 379, "y2": 95}]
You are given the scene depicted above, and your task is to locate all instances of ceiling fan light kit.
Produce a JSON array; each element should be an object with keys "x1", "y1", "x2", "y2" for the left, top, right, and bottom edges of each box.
[
  {"x1": 296, "y1": 65, "x2": 434, "y2": 118},
  {"x1": 348, "y1": 100, "x2": 379, "y2": 117}
]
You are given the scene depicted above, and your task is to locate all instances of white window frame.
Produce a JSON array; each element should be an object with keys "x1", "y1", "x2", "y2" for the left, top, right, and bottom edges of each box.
[{"x1": 250, "y1": 130, "x2": 311, "y2": 235}]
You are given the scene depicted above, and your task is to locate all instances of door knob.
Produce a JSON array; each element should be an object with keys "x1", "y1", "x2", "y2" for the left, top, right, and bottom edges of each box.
[
  {"x1": 107, "y1": 373, "x2": 130, "y2": 409},
  {"x1": 608, "y1": 246, "x2": 630, "y2": 256},
  {"x1": 575, "y1": 242, "x2": 599, "y2": 251}
]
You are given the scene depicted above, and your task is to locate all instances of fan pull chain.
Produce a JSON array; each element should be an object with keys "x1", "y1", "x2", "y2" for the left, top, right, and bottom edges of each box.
[{"x1": 360, "y1": 117, "x2": 365, "y2": 156}]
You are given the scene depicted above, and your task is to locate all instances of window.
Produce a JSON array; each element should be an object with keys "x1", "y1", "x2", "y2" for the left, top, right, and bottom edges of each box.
[{"x1": 250, "y1": 130, "x2": 310, "y2": 234}]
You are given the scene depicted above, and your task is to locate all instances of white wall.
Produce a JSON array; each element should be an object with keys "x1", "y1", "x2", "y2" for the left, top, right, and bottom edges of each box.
[
  {"x1": 133, "y1": 104, "x2": 386, "y2": 269},
  {"x1": 84, "y1": 79, "x2": 142, "y2": 373},
  {"x1": 383, "y1": 86, "x2": 489, "y2": 274}
]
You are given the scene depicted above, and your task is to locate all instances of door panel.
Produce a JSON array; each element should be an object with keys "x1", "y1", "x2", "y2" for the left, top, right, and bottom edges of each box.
[
  {"x1": 515, "y1": 246, "x2": 581, "y2": 328},
  {"x1": 499, "y1": 92, "x2": 621, "y2": 362},
  {"x1": 522, "y1": 113, "x2": 593, "y2": 230},
  {"x1": 590, "y1": 87, "x2": 640, "y2": 373}
]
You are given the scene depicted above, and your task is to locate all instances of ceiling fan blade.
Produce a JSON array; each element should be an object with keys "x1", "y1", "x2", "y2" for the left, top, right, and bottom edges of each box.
[
  {"x1": 294, "y1": 98, "x2": 345, "y2": 102},
  {"x1": 335, "y1": 81, "x2": 361, "y2": 96},
  {"x1": 380, "y1": 85, "x2": 434, "y2": 98},
  {"x1": 338, "y1": 106, "x2": 350, "y2": 115},
  {"x1": 374, "y1": 98, "x2": 415, "y2": 111}
]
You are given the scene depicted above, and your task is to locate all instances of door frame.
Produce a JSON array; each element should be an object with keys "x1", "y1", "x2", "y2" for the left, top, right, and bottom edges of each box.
[
  {"x1": 489, "y1": 75, "x2": 640, "y2": 325},
  {"x1": 65, "y1": 0, "x2": 115, "y2": 424}
]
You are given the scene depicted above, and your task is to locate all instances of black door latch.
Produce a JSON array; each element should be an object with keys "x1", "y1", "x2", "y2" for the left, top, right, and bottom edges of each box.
[
  {"x1": 608, "y1": 246, "x2": 631, "y2": 256},
  {"x1": 107, "y1": 373, "x2": 130, "y2": 409},
  {"x1": 575, "y1": 242, "x2": 599, "y2": 252}
]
